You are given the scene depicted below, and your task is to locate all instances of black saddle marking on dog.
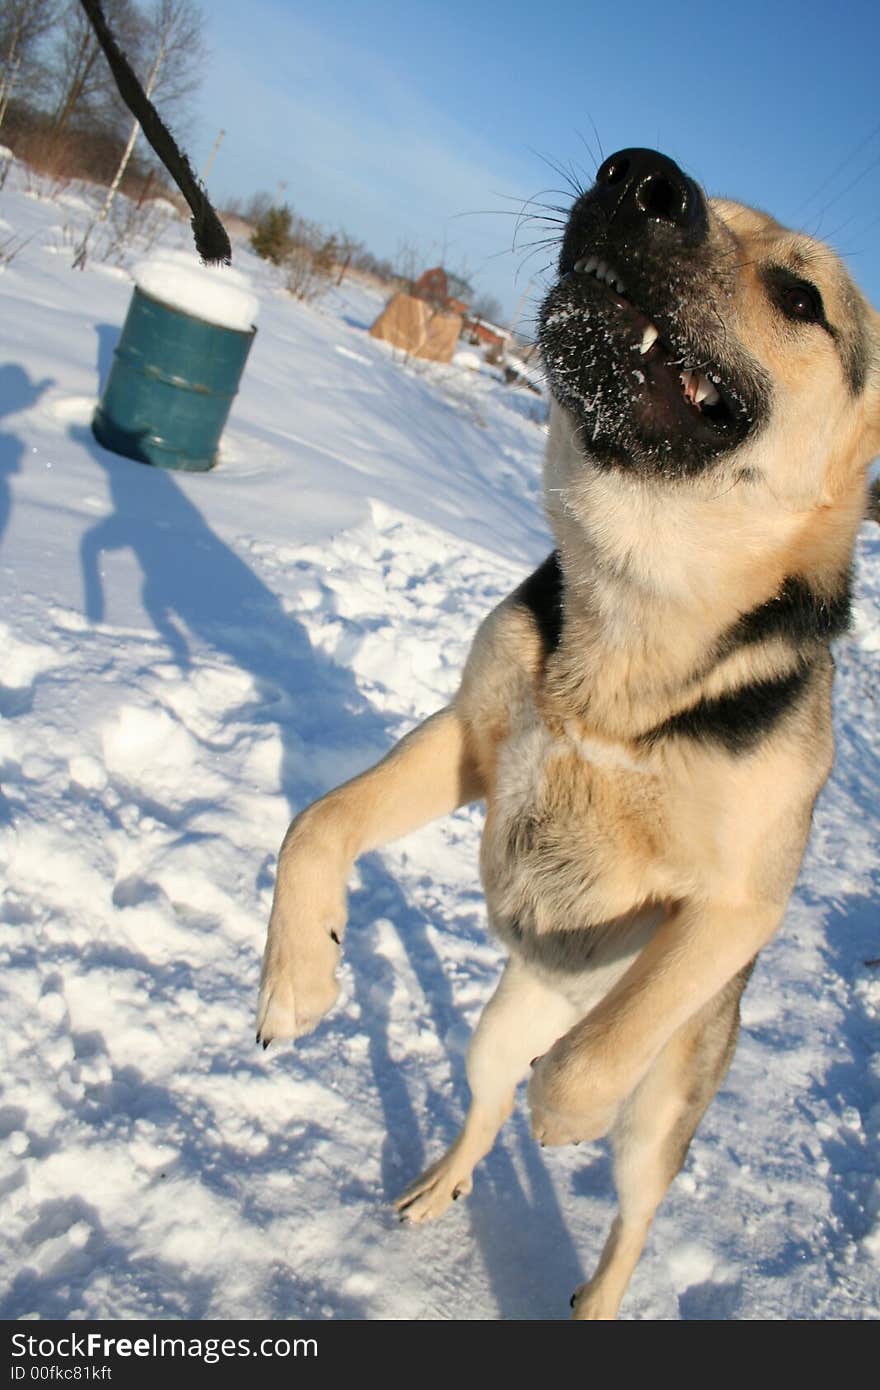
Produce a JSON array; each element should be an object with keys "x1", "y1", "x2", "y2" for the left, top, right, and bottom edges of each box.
[
  {"x1": 641, "y1": 665, "x2": 813, "y2": 754},
  {"x1": 719, "y1": 572, "x2": 852, "y2": 657},
  {"x1": 517, "y1": 551, "x2": 564, "y2": 654}
]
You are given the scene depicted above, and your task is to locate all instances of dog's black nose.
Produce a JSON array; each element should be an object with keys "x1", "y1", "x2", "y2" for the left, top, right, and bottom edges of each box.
[{"x1": 593, "y1": 148, "x2": 705, "y2": 237}]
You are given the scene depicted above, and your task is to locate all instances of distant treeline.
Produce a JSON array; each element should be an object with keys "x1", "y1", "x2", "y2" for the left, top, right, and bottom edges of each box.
[{"x1": 0, "y1": 0, "x2": 202, "y2": 200}]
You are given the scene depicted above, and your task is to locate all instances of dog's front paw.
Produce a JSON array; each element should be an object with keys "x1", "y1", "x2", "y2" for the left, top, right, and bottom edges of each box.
[
  {"x1": 256, "y1": 833, "x2": 347, "y2": 1047},
  {"x1": 256, "y1": 934, "x2": 340, "y2": 1046},
  {"x1": 527, "y1": 1050, "x2": 620, "y2": 1147},
  {"x1": 569, "y1": 1280, "x2": 620, "y2": 1320}
]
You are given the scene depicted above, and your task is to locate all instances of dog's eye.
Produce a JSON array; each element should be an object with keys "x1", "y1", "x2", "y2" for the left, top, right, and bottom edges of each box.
[
  {"x1": 768, "y1": 269, "x2": 827, "y2": 327},
  {"x1": 781, "y1": 283, "x2": 823, "y2": 322}
]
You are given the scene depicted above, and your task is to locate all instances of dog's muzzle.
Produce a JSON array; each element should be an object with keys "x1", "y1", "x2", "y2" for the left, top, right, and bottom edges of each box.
[{"x1": 539, "y1": 146, "x2": 770, "y2": 475}]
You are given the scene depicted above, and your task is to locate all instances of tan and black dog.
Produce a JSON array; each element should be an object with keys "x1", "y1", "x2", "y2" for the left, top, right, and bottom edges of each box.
[{"x1": 257, "y1": 149, "x2": 880, "y2": 1319}]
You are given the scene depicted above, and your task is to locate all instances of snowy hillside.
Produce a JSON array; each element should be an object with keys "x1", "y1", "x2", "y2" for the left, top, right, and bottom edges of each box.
[{"x1": 0, "y1": 163, "x2": 877, "y2": 1321}]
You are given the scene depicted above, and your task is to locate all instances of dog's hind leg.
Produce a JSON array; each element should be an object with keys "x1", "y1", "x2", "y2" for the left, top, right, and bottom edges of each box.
[
  {"x1": 571, "y1": 966, "x2": 751, "y2": 1320},
  {"x1": 396, "y1": 956, "x2": 579, "y2": 1223}
]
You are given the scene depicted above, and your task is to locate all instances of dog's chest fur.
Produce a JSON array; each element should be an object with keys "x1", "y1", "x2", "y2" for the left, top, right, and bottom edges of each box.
[{"x1": 480, "y1": 695, "x2": 671, "y2": 972}]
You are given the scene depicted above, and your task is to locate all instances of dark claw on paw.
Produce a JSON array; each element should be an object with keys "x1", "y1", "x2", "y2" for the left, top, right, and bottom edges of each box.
[
  {"x1": 570, "y1": 1292, "x2": 577, "y2": 1309},
  {"x1": 330, "y1": 930, "x2": 340, "y2": 944},
  {"x1": 262, "y1": 1040, "x2": 269, "y2": 1051}
]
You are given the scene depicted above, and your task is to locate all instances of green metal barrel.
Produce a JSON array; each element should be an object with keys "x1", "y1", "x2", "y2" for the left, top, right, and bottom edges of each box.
[{"x1": 92, "y1": 286, "x2": 256, "y2": 472}]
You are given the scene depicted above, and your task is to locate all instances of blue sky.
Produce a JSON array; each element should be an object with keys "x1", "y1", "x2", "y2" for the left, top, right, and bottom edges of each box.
[{"x1": 191, "y1": 0, "x2": 880, "y2": 322}]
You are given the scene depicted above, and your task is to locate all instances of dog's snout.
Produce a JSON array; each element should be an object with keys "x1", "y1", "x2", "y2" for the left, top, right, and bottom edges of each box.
[{"x1": 594, "y1": 148, "x2": 705, "y2": 238}]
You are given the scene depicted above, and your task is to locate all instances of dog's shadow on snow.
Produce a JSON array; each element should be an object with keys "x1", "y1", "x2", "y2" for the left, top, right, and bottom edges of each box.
[
  {"x1": 798, "y1": 881, "x2": 880, "y2": 1269},
  {"x1": 65, "y1": 324, "x2": 584, "y2": 1318},
  {"x1": 347, "y1": 857, "x2": 588, "y2": 1317}
]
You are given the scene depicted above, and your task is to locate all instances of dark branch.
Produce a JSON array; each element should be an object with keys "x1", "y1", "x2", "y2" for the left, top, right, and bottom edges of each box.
[{"x1": 76, "y1": 0, "x2": 230, "y2": 264}]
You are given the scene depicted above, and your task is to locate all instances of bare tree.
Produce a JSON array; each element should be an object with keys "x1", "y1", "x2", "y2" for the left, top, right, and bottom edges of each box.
[
  {"x1": 49, "y1": 0, "x2": 142, "y2": 140},
  {"x1": 72, "y1": 0, "x2": 205, "y2": 268},
  {"x1": 142, "y1": 0, "x2": 204, "y2": 114},
  {"x1": 469, "y1": 291, "x2": 503, "y2": 325},
  {"x1": 0, "y1": 0, "x2": 60, "y2": 130},
  {"x1": 333, "y1": 229, "x2": 362, "y2": 286},
  {"x1": 393, "y1": 239, "x2": 422, "y2": 294}
]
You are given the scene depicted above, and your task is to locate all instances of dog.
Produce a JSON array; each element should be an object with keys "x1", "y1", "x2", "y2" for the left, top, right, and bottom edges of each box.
[{"x1": 257, "y1": 148, "x2": 880, "y2": 1319}]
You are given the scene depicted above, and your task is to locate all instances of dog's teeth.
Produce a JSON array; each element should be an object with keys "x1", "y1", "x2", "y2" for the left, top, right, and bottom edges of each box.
[
  {"x1": 693, "y1": 374, "x2": 720, "y2": 405},
  {"x1": 572, "y1": 254, "x2": 625, "y2": 294},
  {"x1": 680, "y1": 370, "x2": 720, "y2": 407},
  {"x1": 639, "y1": 323, "x2": 659, "y2": 354},
  {"x1": 680, "y1": 370, "x2": 697, "y2": 403}
]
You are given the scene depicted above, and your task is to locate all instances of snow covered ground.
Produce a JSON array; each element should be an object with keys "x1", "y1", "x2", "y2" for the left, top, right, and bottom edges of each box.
[{"x1": 0, "y1": 162, "x2": 878, "y2": 1321}]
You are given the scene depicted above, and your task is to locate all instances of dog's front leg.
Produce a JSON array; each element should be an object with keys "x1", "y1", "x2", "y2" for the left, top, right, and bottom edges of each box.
[
  {"x1": 257, "y1": 705, "x2": 483, "y2": 1045},
  {"x1": 528, "y1": 898, "x2": 784, "y2": 1145}
]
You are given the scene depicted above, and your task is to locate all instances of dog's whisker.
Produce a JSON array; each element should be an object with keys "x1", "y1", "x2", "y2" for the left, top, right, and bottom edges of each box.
[
  {"x1": 527, "y1": 148, "x2": 590, "y2": 201},
  {"x1": 577, "y1": 118, "x2": 605, "y2": 173}
]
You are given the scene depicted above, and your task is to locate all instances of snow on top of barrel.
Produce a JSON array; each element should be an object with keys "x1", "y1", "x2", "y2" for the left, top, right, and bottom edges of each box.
[{"x1": 135, "y1": 250, "x2": 259, "y2": 332}]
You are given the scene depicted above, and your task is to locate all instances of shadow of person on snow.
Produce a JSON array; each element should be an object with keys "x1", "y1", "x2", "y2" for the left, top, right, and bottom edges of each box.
[{"x1": 0, "y1": 361, "x2": 55, "y2": 550}]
